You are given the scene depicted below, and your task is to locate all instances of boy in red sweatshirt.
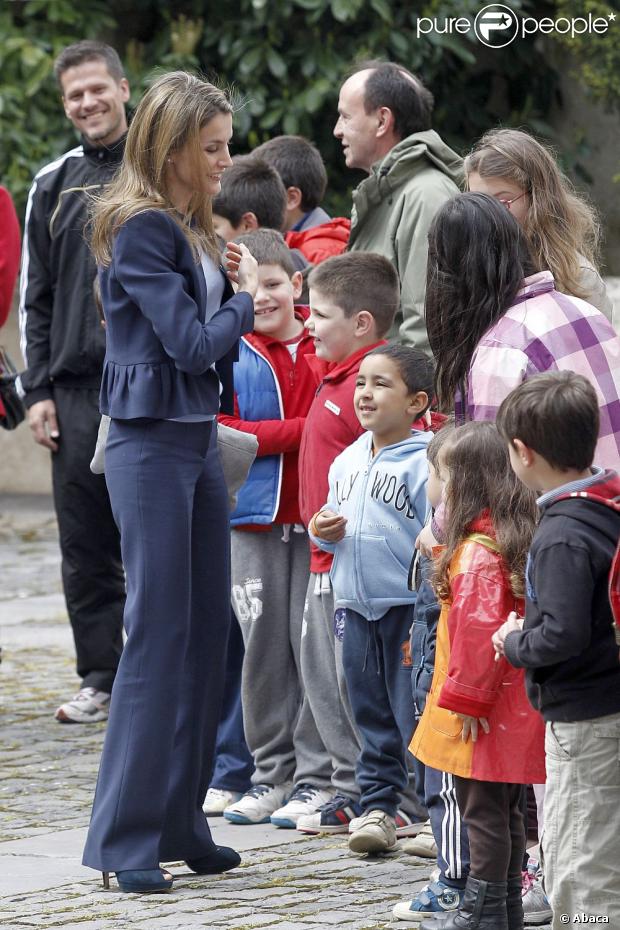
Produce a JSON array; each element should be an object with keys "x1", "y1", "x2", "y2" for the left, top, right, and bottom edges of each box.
[
  {"x1": 295, "y1": 253, "x2": 427, "y2": 839},
  {"x1": 217, "y1": 229, "x2": 334, "y2": 828},
  {"x1": 252, "y1": 135, "x2": 350, "y2": 265}
]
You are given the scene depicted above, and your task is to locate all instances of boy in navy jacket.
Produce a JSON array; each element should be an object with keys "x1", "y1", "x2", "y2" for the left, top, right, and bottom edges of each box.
[
  {"x1": 217, "y1": 229, "x2": 334, "y2": 828},
  {"x1": 310, "y1": 344, "x2": 433, "y2": 854},
  {"x1": 494, "y1": 371, "x2": 620, "y2": 927}
]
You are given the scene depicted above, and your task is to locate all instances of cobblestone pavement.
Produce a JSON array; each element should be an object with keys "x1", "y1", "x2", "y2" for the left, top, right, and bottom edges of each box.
[{"x1": 0, "y1": 496, "x2": 433, "y2": 930}]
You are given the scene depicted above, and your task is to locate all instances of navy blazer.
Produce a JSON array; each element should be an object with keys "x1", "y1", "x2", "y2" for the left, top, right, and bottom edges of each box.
[{"x1": 99, "y1": 209, "x2": 254, "y2": 419}]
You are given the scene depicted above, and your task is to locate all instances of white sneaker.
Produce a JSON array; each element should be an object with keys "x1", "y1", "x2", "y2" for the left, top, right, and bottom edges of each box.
[
  {"x1": 349, "y1": 809, "x2": 425, "y2": 838},
  {"x1": 348, "y1": 809, "x2": 397, "y2": 853},
  {"x1": 55, "y1": 687, "x2": 110, "y2": 723},
  {"x1": 523, "y1": 875, "x2": 552, "y2": 924},
  {"x1": 400, "y1": 820, "x2": 438, "y2": 857},
  {"x1": 270, "y1": 784, "x2": 336, "y2": 828},
  {"x1": 203, "y1": 788, "x2": 243, "y2": 816},
  {"x1": 223, "y1": 782, "x2": 293, "y2": 825}
]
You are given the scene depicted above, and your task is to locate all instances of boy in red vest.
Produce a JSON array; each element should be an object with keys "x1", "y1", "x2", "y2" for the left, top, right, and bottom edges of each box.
[{"x1": 218, "y1": 229, "x2": 332, "y2": 827}]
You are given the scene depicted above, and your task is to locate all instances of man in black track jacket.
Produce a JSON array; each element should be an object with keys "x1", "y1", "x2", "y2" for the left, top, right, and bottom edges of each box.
[{"x1": 19, "y1": 41, "x2": 129, "y2": 723}]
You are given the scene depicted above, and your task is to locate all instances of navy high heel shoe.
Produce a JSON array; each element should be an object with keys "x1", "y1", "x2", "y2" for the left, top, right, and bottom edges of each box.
[
  {"x1": 102, "y1": 868, "x2": 173, "y2": 893},
  {"x1": 186, "y1": 845, "x2": 241, "y2": 875}
]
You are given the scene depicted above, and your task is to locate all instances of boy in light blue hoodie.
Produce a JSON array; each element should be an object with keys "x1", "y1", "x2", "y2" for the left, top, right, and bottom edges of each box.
[{"x1": 309, "y1": 344, "x2": 433, "y2": 855}]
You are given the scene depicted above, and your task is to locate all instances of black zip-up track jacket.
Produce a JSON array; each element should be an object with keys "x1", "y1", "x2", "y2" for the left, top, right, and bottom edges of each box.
[{"x1": 19, "y1": 135, "x2": 125, "y2": 407}]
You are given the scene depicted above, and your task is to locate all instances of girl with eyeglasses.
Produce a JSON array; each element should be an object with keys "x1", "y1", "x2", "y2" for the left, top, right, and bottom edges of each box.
[{"x1": 465, "y1": 128, "x2": 613, "y2": 320}]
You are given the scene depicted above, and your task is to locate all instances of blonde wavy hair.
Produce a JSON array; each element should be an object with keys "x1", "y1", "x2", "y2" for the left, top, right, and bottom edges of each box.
[
  {"x1": 91, "y1": 71, "x2": 232, "y2": 266},
  {"x1": 464, "y1": 128, "x2": 602, "y2": 300}
]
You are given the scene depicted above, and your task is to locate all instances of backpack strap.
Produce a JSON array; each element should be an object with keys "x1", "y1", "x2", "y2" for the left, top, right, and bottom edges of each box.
[
  {"x1": 552, "y1": 489, "x2": 620, "y2": 514},
  {"x1": 465, "y1": 532, "x2": 502, "y2": 554},
  {"x1": 610, "y1": 548, "x2": 620, "y2": 633},
  {"x1": 464, "y1": 533, "x2": 522, "y2": 615}
]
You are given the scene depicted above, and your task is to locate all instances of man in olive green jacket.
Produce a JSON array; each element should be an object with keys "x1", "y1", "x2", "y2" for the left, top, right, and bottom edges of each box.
[{"x1": 335, "y1": 61, "x2": 462, "y2": 352}]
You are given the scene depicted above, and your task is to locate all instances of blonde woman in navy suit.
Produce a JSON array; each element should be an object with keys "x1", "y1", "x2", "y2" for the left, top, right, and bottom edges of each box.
[{"x1": 82, "y1": 72, "x2": 258, "y2": 893}]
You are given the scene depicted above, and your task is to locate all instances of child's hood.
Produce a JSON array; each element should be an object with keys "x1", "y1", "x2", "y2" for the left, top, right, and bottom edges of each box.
[
  {"x1": 543, "y1": 469, "x2": 620, "y2": 547},
  {"x1": 344, "y1": 429, "x2": 432, "y2": 466}
]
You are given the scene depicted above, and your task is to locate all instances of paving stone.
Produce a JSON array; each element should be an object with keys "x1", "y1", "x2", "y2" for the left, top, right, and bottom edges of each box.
[{"x1": 0, "y1": 500, "x2": 430, "y2": 929}]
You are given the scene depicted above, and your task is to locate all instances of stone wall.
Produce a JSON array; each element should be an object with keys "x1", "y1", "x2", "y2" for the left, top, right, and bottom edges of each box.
[{"x1": 547, "y1": 65, "x2": 620, "y2": 276}]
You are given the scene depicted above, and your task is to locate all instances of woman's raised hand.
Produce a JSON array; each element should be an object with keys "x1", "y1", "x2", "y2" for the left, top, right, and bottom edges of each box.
[{"x1": 224, "y1": 242, "x2": 258, "y2": 298}]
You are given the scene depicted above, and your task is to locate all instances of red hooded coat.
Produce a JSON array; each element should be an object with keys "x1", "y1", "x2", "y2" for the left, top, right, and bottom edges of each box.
[{"x1": 411, "y1": 514, "x2": 546, "y2": 784}]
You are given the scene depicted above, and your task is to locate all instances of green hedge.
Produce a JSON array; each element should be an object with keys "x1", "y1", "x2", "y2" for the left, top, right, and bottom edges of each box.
[{"x1": 1, "y1": 0, "x2": 617, "y2": 218}]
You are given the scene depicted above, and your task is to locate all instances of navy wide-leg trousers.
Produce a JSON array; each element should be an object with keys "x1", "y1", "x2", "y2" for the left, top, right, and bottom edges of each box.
[{"x1": 83, "y1": 418, "x2": 231, "y2": 871}]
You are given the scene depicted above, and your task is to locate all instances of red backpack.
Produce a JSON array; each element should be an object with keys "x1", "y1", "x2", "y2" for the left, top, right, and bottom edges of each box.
[{"x1": 554, "y1": 477, "x2": 620, "y2": 630}]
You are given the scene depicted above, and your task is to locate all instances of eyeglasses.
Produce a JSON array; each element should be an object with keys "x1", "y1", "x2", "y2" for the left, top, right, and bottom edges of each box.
[{"x1": 497, "y1": 192, "x2": 527, "y2": 210}]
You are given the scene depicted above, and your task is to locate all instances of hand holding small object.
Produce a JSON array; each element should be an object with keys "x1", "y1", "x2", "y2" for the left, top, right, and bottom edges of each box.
[
  {"x1": 28, "y1": 399, "x2": 60, "y2": 452},
  {"x1": 311, "y1": 509, "x2": 347, "y2": 542}
]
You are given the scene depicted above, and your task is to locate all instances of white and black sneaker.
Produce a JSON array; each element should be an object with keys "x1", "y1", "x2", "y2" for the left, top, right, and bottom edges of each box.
[
  {"x1": 296, "y1": 794, "x2": 362, "y2": 834},
  {"x1": 55, "y1": 687, "x2": 110, "y2": 723},
  {"x1": 223, "y1": 782, "x2": 293, "y2": 825},
  {"x1": 270, "y1": 784, "x2": 336, "y2": 828}
]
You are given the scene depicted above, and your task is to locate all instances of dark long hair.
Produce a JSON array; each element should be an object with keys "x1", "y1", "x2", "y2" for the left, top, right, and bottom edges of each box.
[
  {"x1": 425, "y1": 192, "x2": 535, "y2": 411},
  {"x1": 434, "y1": 421, "x2": 537, "y2": 602}
]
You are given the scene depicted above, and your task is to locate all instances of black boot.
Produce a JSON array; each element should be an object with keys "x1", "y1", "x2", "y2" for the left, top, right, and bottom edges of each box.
[
  {"x1": 506, "y1": 877, "x2": 524, "y2": 930},
  {"x1": 420, "y1": 876, "x2": 508, "y2": 930}
]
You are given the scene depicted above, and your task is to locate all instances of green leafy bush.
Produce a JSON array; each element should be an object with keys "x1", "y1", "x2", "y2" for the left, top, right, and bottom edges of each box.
[{"x1": 1, "y1": 0, "x2": 616, "y2": 220}]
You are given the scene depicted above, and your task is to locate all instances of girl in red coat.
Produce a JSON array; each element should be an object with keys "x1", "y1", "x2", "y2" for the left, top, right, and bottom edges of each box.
[{"x1": 411, "y1": 421, "x2": 545, "y2": 930}]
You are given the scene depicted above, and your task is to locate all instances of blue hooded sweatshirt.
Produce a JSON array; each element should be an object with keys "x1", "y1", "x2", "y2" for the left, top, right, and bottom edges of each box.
[{"x1": 309, "y1": 430, "x2": 431, "y2": 621}]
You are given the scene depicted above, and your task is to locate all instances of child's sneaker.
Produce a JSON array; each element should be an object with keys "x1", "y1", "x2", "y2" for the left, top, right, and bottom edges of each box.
[
  {"x1": 296, "y1": 794, "x2": 362, "y2": 834},
  {"x1": 394, "y1": 810, "x2": 428, "y2": 837},
  {"x1": 349, "y1": 809, "x2": 426, "y2": 838},
  {"x1": 223, "y1": 782, "x2": 293, "y2": 825},
  {"x1": 270, "y1": 784, "x2": 336, "y2": 828},
  {"x1": 522, "y1": 876, "x2": 552, "y2": 924},
  {"x1": 400, "y1": 820, "x2": 438, "y2": 858},
  {"x1": 203, "y1": 788, "x2": 243, "y2": 816},
  {"x1": 348, "y1": 809, "x2": 397, "y2": 853},
  {"x1": 392, "y1": 880, "x2": 463, "y2": 922}
]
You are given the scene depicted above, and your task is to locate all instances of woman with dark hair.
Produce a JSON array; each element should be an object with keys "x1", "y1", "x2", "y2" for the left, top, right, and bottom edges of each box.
[{"x1": 425, "y1": 192, "x2": 620, "y2": 469}]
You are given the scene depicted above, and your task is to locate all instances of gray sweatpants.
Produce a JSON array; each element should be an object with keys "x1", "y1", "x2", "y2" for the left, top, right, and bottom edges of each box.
[
  {"x1": 299, "y1": 572, "x2": 361, "y2": 800},
  {"x1": 543, "y1": 713, "x2": 620, "y2": 928},
  {"x1": 231, "y1": 528, "x2": 332, "y2": 788}
]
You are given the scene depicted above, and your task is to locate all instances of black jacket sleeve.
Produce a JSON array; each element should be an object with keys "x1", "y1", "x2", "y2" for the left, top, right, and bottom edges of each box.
[
  {"x1": 504, "y1": 541, "x2": 596, "y2": 669},
  {"x1": 19, "y1": 178, "x2": 55, "y2": 406}
]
